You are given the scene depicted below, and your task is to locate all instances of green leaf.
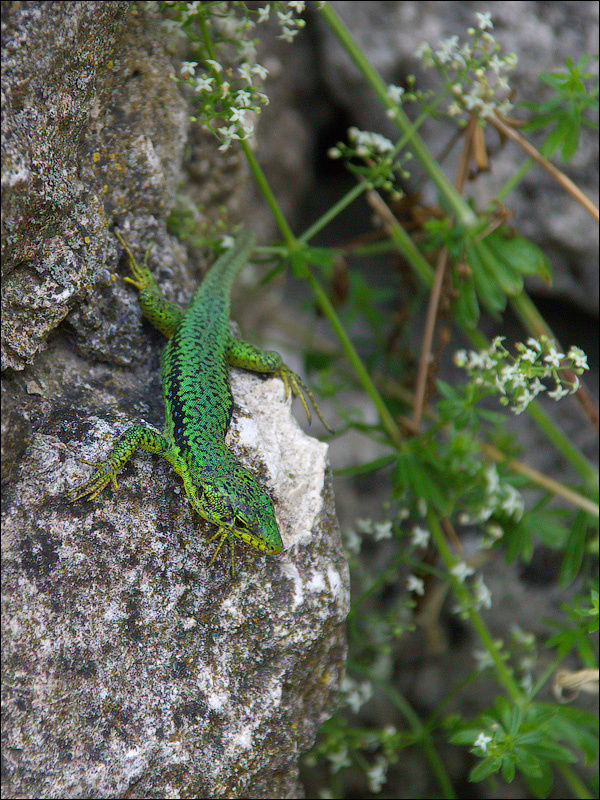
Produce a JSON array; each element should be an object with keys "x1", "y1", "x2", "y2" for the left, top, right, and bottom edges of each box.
[
  {"x1": 561, "y1": 116, "x2": 581, "y2": 161},
  {"x1": 466, "y1": 245, "x2": 507, "y2": 316},
  {"x1": 334, "y1": 454, "x2": 396, "y2": 477},
  {"x1": 522, "y1": 509, "x2": 571, "y2": 550},
  {"x1": 454, "y1": 273, "x2": 480, "y2": 328},
  {"x1": 449, "y1": 728, "x2": 482, "y2": 746},
  {"x1": 501, "y1": 757, "x2": 516, "y2": 782},
  {"x1": 485, "y1": 230, "x2": 552, "y2": 284},
  {"x1": 477, "y1": 240, "x2": 523, "y2": 297},
  {"x1": 514, "y1": 750, "x2": 543, "y2": 779},
  {"x1": 523, "y1": 762, "x2": 554, "y2": 799},
  {"x1": 559, "y1": 510, "x2": 588, "y2": 586},
  {"x1": 469, "y1": 758, "x2": 499, "y2": 782}
]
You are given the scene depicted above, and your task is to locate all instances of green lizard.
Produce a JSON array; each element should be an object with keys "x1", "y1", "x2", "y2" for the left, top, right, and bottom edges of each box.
[{"x1": 69, "y1": 229, "x2": 330, "y2": 574}]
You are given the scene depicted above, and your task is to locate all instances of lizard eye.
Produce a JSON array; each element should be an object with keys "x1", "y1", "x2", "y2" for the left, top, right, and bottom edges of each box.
[{"x1": 233, "y1": 514, "x2": 247, "y2": 531}]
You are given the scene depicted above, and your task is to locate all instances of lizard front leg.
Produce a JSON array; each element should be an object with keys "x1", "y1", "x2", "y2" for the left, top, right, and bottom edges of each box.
[{"x1": 226, "y1": 337, "x2": 332, "y2": 432}]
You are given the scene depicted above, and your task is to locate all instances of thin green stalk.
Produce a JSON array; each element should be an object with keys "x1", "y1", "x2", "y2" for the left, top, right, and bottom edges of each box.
[
  {"x1": 493, "y1": 158, "x2": 535, "y2": 205},
  {"x1": 306, "y1": 269, "x2": 404, "y2": 447},
  {"x1": 352, "y1": 664, "x2": 456, "y2": 799},
  {"x1": 427, "y1": 512, "x2": 524, "y2": 705},
  {"x1": 365, "y1": 189, "x2": 434, "y2": 285},
  {"x1": 300, "y1": 182, "x2": 367, "y2": 243},
  {"x1": 556, "y1": 763, "x2": 594, "y2": 800},
  {"x1": 240, "y1": 140, "x2": 296, "y2": 247},
  {"x1": 319, "y1": 2, "x2": 476, "y2": 227},
  {"x1": 525, "y1": 402, "x2": 598, "y2": 492}
]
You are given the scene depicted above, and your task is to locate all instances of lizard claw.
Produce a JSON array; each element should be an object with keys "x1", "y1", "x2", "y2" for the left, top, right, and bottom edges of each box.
[
  {"x1": 68, "y1": 458, "x2": 118, "y2": 502},
  {"x1": 208, "y1": 526, "x2": 236, "y2": 575},
  {"x1": 279, "y1": 366, "x2": 333, "y2": 433}
]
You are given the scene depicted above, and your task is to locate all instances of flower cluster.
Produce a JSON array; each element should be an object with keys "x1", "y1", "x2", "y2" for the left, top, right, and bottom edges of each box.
[
  {"x1": 339, "y1": 675, "x2": 373, "y2": 714},
  {"x1": 414, "y1": 12, "x2": 517, "y2": 121},
  {"x1": 161, "y1": 2, "x2": 306, "y2": 151},
  {"x1": 458, "y1": 462, "x2": 524, "y2": 526},
  {"x1": 454, "y1": 335, "x2": 589, "y2": 414},
  {"x1": 328, "y1": 126, "x2": 411, "y2": 198}
]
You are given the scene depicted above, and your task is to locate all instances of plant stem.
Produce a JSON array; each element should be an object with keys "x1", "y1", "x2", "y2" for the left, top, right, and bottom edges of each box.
[
  {"x1": 491, "y1": 114, "x2": 599, "y2": 221},
  {"x1": 352, "y1": 664, "x2": 456, "y2": 799},
  {"x1": 300, "y1": 182, "x2": 367, "y2": 243},
  {"x1": 493, "y1": 158, "x2": 534, "y2": 205},
  {"x1": 366, "y1": 190, "x2": 434, "y2": 285},
  {"x1": 555, "y1": 763, "x2": 594, "y2": 800},
  {"x1": 319, "y1": 2, "x2": 476, "y2": 227},
  {"x1": 427, "y1": 512, "x2": 524, "y2": 704},
  {"x1": 306, "y1": 269, "x2": 404, "y2": 447}
]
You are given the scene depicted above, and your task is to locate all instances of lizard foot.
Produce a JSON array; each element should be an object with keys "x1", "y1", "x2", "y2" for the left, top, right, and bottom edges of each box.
[{"x1": 279, "y1": 366, "x2": 333, "y2": 433}]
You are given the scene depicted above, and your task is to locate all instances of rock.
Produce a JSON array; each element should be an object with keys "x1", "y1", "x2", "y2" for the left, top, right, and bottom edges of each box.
[{"x1": 1, "y1": 4, "x2": 349, "y2": 797}]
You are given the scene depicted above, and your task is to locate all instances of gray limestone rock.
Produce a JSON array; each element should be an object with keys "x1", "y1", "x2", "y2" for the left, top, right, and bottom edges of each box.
[{"x1": 1, "y1": 3, "x2": 349, "y2": 797}]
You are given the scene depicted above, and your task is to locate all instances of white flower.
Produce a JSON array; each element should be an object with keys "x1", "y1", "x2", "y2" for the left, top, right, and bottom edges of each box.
[
  {"x1": 387, "y1": 84, "x2": 405, "y2": 103},
  {"x1": 366, "y1": 757, "x2": 388, "y2": 793},
  {"x1": 476, "y1": 11, "x2": 493, "y2": 30},
  {"x1": 407, "y1": 575, "x2": 425, "y2": 595},
  {"x1": 530, "y1": 377, "x2": 545, "y2": 396},
  {"x1": 341, "y1": 676, "x2": 372, "y2": 713},
  {"x1": 279, "y1": 27, "x2": 297, "y2": 43},
  {"x1": 520, "y1": 347, "x2": 539, "y2": 363},
  {"x1": 567, "y1": 346, "x2": 589, "y2": 370},
  {"x1": 411, "y1": 526, "x2": 430, "y2": 548},
  {"x1": 219, "y1": 124, "x2": 240, "y2": 141},
  {"x1": 499, "y1": 485, "x2": 523, "y2": 520},
  {"x1": 205, "y1": 58, "x2": 222, "y2": 73},
  {"x1": 484, "y1": 465, "x2": 500, "y2": 494},
  {"x1": 474, "y1": 732, "x2": 493, "y2": 752},
  {"x1": 355, "y1": 518, "x2": 373, "y2": 534},
  {"x1": 487, "y1": 523, "x2": 503, "y2": 540},
  {"x1": 414, "y1": 42, "x2": 432, "y2": 61},
  {"x1": 436, "y1": 36, "x2": 459, "y2": 65},
  {"x1": 327, "y1": 747, "x2": 351, "y2": 773},
  {"x1": 344, "y1": 528, "x2": 362, "y2": 555},
  {"x1": 256, "y1": 5, "x2": 270, "y2": 23},
  {"x1": 450, "y1": 561, "x2": 474, "y2": 582},
  {"x1": 238, "y1": 63, "x2": 253, "y2": 83},
  {"x1": 474, "y1": 577, "x2": 492, "y2": 609},
  {"x1": 235, "y1": 89, "x2": 252, "y2": 106},
  {"x1": 220, "y1": 235, "x2": 235, "y2": 249},
  {"x1": 511, "y1": 624, "x2": 535, "y2": 647},
  {"x1": 548, "y1": 383, "x2": 569, "y2": 401},
  {"x1": 228, "y1": 106, "x2": 246, "y2": 124},
  {"x1": 194, "y1": 75, "x2": 214, "y2": 93},
  {"x1": 454, "y1": 349, "x2": 468, "y2": 367},
  {"x1": 544, "y1": 347, "x2": 564, "y2": 368},
  {"x1": 251, "y1": 63, "x2": 269, "y2": 80},
  {"x1": 374, "y1": 521, "x2": 393, "y2": 540},
  {"x1": 473, "y1": 647, "x2": 494, "y2": 671},
  {"x1": 287, "y1": 1, "x2": 306, "y2": 12},
  {"x1": 180, "y1": 61, "x2": 197, "y2": 78}
]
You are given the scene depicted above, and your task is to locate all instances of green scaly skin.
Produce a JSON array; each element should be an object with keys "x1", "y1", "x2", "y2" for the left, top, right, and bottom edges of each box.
[{"x1": 69, "y1": 229, "x2": 331, "y2": 574}]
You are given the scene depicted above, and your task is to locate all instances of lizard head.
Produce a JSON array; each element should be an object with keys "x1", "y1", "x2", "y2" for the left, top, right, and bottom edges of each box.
[{"x1": 184, "y1": 464, "x2": 283, "y2": 556}]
